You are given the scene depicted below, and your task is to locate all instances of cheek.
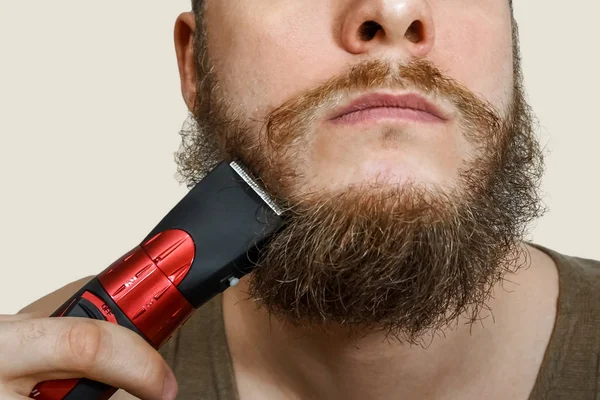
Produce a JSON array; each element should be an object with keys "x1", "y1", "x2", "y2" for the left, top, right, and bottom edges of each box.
[
  {"x1": 206, "y1": 2, "x2": 338, "y2": 124},
  {"x1": 433, "y1": 9, "x2": 514, "y2": 115}
]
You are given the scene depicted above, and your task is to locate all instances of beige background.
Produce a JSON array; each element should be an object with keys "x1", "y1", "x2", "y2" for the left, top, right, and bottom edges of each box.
[{"x1": 0, "y1": 1, "x2": 598, "y2": 314}]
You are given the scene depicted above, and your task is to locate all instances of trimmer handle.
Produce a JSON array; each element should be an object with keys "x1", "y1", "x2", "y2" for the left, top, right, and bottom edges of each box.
[
  {"x1": 30, "y1": 230, "x2": 197, "y2": 400},
  {"x1": 29, "y1": 161, "x2": 284, "y2": 400}
]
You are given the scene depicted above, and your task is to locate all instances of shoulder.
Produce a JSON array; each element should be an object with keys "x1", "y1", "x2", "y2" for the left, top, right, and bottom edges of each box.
[
  {"x1": 532, "y1": 243, "x2": 600, "y2": 289},
  {"x1": 521, "y1": 245, "x2": 600, "y2": 397},
  {"x1": 534, "y1": 244, "x2": 600, "y2": 348},
  {"x1": 548, "y1": 247, "x2": 600, "y2": 291}
]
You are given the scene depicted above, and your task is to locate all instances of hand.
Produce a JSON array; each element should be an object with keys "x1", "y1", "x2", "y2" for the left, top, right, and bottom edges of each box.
[{"x1": 0, "y1": 312, "x2": 178, "y2": 400}]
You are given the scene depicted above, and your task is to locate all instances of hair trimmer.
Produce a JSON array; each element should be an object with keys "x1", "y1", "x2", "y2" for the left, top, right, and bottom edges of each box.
[{"x1": 29, "y1": 161, "x2": 284, "y2": 400}]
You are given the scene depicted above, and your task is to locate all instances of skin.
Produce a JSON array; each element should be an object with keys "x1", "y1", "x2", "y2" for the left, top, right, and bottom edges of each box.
[{"x1": 171, "y1": 1, "x2": 560, "y2": 399}]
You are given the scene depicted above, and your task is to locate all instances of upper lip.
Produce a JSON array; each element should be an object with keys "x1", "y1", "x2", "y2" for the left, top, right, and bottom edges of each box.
[{"x1": 326, "y1": 92, "x2": 449, "y2": 122}]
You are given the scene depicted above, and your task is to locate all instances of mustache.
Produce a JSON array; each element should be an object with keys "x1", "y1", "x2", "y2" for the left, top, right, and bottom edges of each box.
[{"x1": 263, "y1": 58, "x2": 503, "y2": 149}]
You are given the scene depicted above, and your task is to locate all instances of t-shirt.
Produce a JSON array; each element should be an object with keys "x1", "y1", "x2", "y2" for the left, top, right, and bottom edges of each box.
[{"x1": 159, "y1": 245, "x2": 600, "y2": 399}]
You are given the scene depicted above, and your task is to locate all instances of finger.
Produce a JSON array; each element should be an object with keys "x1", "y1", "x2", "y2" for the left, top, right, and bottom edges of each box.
[{"x1": 0, "y1": 317, "x2": 177, "y2": 400}]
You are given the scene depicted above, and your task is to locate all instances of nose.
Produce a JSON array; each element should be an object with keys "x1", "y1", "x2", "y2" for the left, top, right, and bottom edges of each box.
[{"x1": 340, "y1": 0, "x2": 436, "y2": 58}]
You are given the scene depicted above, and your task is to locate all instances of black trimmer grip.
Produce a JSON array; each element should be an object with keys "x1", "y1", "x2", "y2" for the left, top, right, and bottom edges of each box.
[{"x1": 30, "y1": 277, "x2": 146, "y2": 400}]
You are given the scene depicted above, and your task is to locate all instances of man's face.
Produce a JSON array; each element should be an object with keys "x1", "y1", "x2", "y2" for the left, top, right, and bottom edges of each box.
[
  {"x1": 177, "y1": 0, "x2": 543, "y2": 341},
  {"x1": 195, "y1": 0, "x2": 514, "y2": 196}
]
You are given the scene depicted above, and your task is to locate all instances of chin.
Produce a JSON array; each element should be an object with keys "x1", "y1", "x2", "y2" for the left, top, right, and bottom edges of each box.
[
  {"x1": 300, "y1": 156, "x2": 459, "y2": 196},
  {"x1": 299, "y1": 133, "x2": 463, "y2": 191}
]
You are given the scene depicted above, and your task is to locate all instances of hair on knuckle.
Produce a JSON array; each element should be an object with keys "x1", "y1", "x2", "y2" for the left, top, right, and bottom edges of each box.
[{"x1": 16, "y1": 320, "x2": 49, "y2": 344}]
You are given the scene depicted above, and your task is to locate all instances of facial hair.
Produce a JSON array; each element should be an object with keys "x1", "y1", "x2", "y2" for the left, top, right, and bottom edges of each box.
[{"x1": 175, "y1": 25, "x2": 544, "y2": 343}]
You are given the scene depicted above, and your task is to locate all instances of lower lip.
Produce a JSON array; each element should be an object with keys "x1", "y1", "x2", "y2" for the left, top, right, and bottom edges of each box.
[{"x1": 329, "y1": 107, "x2": 444, "y2": 125}]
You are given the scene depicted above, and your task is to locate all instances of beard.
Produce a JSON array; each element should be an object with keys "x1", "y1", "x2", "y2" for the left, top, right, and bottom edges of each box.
[{"x1": 175, "y1": 26, "x2": 544, "y2": 343}]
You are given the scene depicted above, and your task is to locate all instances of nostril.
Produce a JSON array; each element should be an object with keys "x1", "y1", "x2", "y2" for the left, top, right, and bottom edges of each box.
[
  {"x1": 405, "y1": 20, "x2": 424, "y2": 43},
  {"x1": 358, "y1": 20, "x2": 382, "y2": 41}
]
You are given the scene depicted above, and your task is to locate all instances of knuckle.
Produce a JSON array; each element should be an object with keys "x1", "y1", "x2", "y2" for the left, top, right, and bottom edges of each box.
[
  {"x1": 16, "y1": 320, "x2": 48, "y2": 343},
  {"x1": 61, "y1": 320, "x2": 108, "y2": 371}
]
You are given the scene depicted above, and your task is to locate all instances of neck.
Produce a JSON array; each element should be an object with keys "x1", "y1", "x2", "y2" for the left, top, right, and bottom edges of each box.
[{"x1": 221, "y1": 244, "x2": 554, "y2": 400}]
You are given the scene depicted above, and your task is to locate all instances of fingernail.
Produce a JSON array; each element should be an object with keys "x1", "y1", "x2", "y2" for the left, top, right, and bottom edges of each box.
[{"x1": 162, "y1": 368, "x2": 178, "y2": 400}]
